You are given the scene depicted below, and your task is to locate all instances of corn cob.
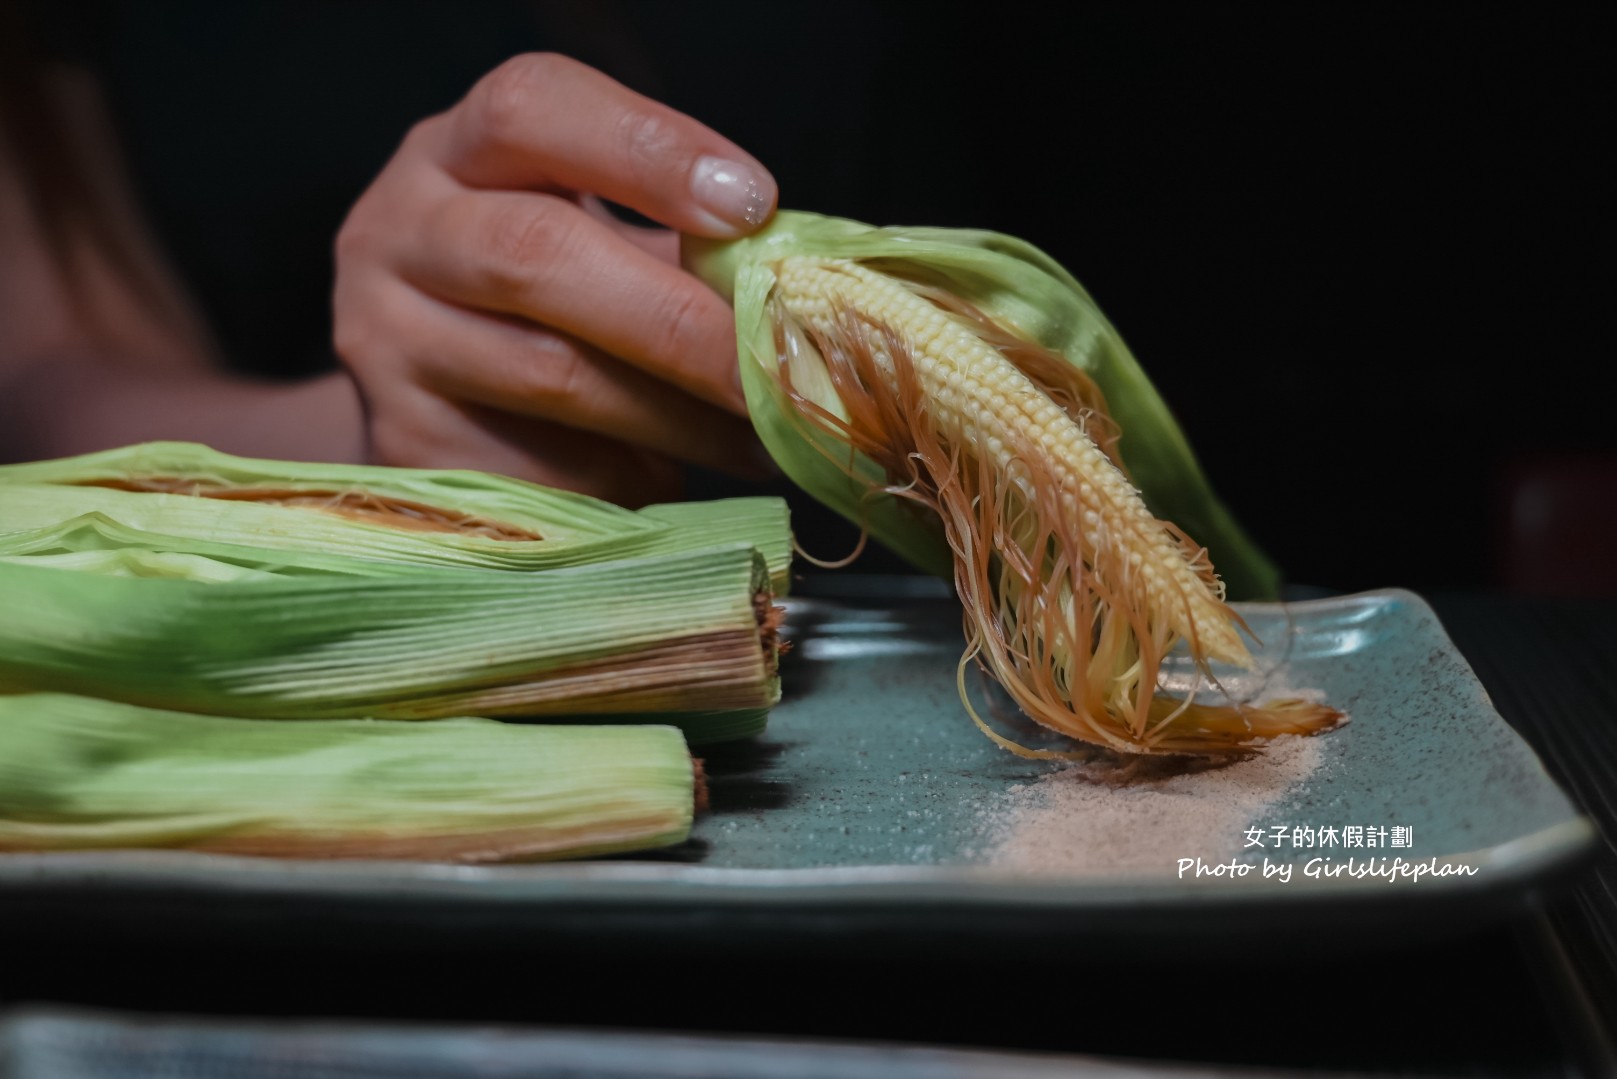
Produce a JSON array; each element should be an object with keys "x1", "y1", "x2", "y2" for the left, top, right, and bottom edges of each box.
[
  {"x1": 688, "y1": 212, "x2": 1341, "y2": 756},
  {"x1": 0, "y1": 693, "x2": 699, "y2": 861}
]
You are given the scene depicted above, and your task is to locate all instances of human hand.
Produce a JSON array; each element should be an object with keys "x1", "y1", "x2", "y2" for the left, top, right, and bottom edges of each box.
[{"x1": 333, "y1": 53, "x2": 777, "y2": 505}]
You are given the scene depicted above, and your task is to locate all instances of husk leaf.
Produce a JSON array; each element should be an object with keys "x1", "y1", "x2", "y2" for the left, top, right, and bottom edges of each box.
[
  {"x1": 0, "y1": 542, "x2": 778, "y2": 743},
  {"x1": 0, "y1": 692, "x2": 697, "y2": 861},
  {"x1": 0, "y1": 442, "x2": 793, "y2": 592}
]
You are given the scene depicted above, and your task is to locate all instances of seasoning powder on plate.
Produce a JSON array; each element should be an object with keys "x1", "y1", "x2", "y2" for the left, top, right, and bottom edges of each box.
[{"x1": 980, "y1": 735, "x2": 1325, "y2": 877}]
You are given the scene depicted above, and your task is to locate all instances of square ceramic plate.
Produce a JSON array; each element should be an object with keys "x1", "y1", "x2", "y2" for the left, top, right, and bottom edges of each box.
[{"x1": 0, "y1": 589, "x2": 1596, "y2": 955}]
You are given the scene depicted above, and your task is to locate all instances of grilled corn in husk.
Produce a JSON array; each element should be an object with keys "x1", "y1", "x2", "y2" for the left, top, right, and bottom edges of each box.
[
  {"x1": 0, "y1": 444, "x2": 789, "y2": 743},
  {"x1": 0, "y1": 693, "x2": 699, "y2": 861}
]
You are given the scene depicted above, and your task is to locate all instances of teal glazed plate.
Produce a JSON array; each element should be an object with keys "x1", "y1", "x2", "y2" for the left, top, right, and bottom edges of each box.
[{"x1": 0, "y1": 588, "x2": 1597, "y2": 956}]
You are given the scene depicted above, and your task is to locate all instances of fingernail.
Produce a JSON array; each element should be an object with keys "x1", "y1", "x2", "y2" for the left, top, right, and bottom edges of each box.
[{"x1": 691, "y1": 156, "x2": 774, "y2": 235}]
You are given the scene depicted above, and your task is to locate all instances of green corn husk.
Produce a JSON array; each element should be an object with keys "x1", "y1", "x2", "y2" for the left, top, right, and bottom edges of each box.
[
  {"x1": 0, "y1": 513, "x2": 390, "y2": 579},
  {"x1": 684, "y1": 211, "x2": 1278, "y2": 600},
  {"x1": 0, "y1": 542, "x2": 779, "y2": 743},
  {"x1": 0, "y1": 442, "x2": 793, "y2": 594},
  {"x1": 0, "y1": 693, "x2": 698, "y2": 861},
  {"x1": 640, "y1": 497, "x2": 792, "y2": 591}
]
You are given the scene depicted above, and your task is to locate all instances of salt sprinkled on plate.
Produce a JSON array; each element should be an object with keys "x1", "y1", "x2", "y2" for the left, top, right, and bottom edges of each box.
[{"x1": 982, "y1": 734, "x2": 1327, "y2": 876}]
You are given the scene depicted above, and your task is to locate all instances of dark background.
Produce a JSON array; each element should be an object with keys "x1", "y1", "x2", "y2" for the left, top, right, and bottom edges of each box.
[{"x1": 26, "y1": 1, "x2": 1614, "y2": 596}]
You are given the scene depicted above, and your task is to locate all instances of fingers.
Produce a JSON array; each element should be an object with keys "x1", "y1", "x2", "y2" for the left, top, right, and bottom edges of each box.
[
  {"x1": 434, "y1": 53, "x2": 776, "y2": 238},
  {"x1": 578, "y1": 195, "x2": 682, "y2": 266},
  {"x1": 401, "y1": 189, "x2": 747, "y2": 414},
  {"x1": 399, "y1": 288, "x2": 763, "y2": 478},
  {"x1": 365, "y1": 382, "x2": 686, "y2": 508},
  {"x1": 332, "y1": 53, "x2": 775, "y2": 506}
]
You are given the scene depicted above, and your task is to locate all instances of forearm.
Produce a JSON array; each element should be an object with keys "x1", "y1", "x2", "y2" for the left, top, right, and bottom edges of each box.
[
  {"x1": 0, "y1": 352, "x2": 365, "y2": 465},
  {"x1": 2, "y1": 61, "x2": 366, "y2": 468}
]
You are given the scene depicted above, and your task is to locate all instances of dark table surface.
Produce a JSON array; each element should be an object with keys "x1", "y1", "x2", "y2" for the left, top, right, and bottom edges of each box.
[{"x1": 1, "y1": 584, "x2": 1614, "y2": 1077}]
